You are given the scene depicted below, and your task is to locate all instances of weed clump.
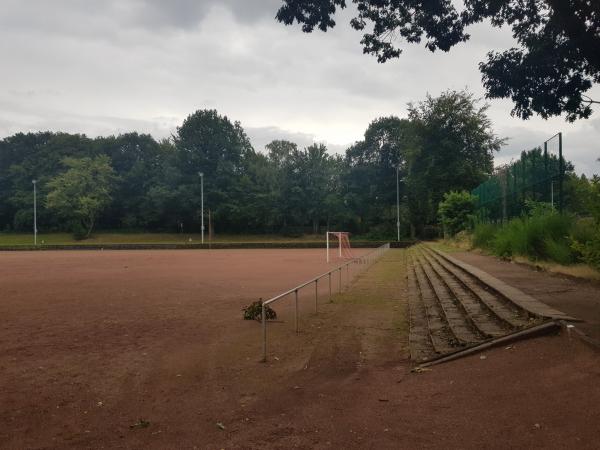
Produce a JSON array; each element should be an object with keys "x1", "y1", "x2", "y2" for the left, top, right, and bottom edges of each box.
[
  {"x1": 573, "y1": 239, "x2": 600, "y2": 270},
  {"x1": 242, "y1": 299, "x2": 277, "y2": 322},
  {"x1": 470, "y1": 208, "x2": 600, "y2": 269},
  {"x1": 493, "y1": 211, "x2": 572, "y2": 260},
  {"x1": 472, "y1": 222, "x2": 498, "y2": 249}
]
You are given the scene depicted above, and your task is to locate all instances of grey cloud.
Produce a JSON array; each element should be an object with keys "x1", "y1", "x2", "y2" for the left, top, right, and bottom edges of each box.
[
  {"x1": 0, "y1": 0, "x2": 283, "y2": 37},
  {"x1": 0, "y1": 99, "x2": 179, "y2": 140},
  {"x1": 590, "y1": 117, "x2": 600, "y2": 133},
  {"x1": 210, "y1": 0, "x2": 282, "y2": 25},
  {"x1": 0, "y1": 1, "x2": 117, "y2": 36},
  {"x1": 131, "y1": 0, "x2": 214, "y2": 30},
  {"x1": 133, "y1": 0, "x2": 282, "y2": 29},
  {"x1": 246, "y1": 126, "x2": 317, "y2": 152},
  {"x1": 497, "y1": 127, "x2": 550, "y2": 156},
  {"x1": 497, "y1": 124, "x2": 600, "y2": 176},
  {"x1": 246, "y1": 126, "x2": 349, "y2": 154}
]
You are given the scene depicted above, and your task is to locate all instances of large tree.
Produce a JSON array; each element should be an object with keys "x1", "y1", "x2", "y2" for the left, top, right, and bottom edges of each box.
[
  {"x1": 46, "y1": 156, "x2": 116, "y2": 238},
  {"x1": 281, "y1": 143, "x2": 338, "y2": 233},
  {"x1": 405, "y1": 90, "x2": 503, "y2": 235},
  {"x1": 344, "y1": 116, "x2": 415, "y2": 234},
  {"x1": 0, "y1": 132, "x2": 95, "y2": 231},
  {"x1": 173, "y1": 109, "x2": 255, "y2": 232},
  {"x1": 96, "y1": 133, "x2": 174, "y2": 229},
  {"x1": 276, "y1": 0, "x2": 600, "y2": 121},
  {"x1": 265, "y1": 140, "x2": 298, "y2": 229}
]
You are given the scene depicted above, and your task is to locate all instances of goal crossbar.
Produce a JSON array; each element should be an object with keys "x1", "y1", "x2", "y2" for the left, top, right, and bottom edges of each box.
[{"x1": 326, "y1": 231, "x2": 353, "y2": 263}]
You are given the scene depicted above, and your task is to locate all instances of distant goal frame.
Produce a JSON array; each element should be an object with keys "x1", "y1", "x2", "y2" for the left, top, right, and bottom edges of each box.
[{"x1": 326, "y1": 231, "x2": 353, "y2": 263}]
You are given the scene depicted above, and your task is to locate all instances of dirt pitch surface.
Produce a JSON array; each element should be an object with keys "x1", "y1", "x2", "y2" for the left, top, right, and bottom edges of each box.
[{"x1": 1, "y1": 248, "x2": 600, "y2": 449}]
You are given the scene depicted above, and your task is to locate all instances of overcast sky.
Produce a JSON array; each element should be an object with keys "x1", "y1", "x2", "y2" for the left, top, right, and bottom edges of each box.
[{"x1": 1, "y1": 0, "x2": 599, "y2": 175}]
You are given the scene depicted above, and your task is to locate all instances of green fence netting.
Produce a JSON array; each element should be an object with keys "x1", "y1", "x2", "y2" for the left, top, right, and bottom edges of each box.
[{"x1": 472, "y1": 133, "x2": 565, "y2": 222}]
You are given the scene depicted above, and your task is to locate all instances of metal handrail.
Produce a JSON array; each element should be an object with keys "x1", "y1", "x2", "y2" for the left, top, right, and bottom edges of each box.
[{"x1": 260, "y1": 243, "x2": 390, "y2": 361}]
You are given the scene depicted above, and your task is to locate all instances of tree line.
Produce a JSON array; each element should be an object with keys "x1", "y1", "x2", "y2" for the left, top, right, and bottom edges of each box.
[{"x1": 0, "y1": 90, "x2": 502, "y2": 238}]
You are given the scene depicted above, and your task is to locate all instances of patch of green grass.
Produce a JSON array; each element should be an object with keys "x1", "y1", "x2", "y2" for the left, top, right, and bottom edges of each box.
[
  {"x1": 333, "y1": 250, "x2": 407, "y2": 313},
  {"x1": 0, "y1": 232, "x2": 330, "y2": 246},
  {"x1": 0, "y1": 233, "x2": 75, "y2": 245},
  {"x1": 327, "y1": 250, "x2": 409, "y2": 348},
  {"x1": 0, "y1": 231, "x2": 398, "y2": 245}
]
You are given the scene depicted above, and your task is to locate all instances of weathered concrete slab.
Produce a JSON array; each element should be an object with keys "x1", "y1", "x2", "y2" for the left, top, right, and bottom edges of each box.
[{"x1": 428, "y1": 246, "x2": 579, "y2": 322}]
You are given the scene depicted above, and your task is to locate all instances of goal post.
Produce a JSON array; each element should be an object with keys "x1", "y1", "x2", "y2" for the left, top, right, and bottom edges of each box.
[{"x1": 326, "y1": 231, "x2": 353, "y2": 263}]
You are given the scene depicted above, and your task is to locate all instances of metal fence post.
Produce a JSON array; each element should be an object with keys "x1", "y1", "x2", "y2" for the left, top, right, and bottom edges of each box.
[
  {"x1": 314, "y1": 279, "x2": 318, "y2": 313},
  {"x1": 294, "y1": 289, "x2": 299, "y2": 333},
  {"x1": 346, "y1": 263, "x2": 349, "y2": 286},
  {"x1": 338, "y1": 267, "x2": 342, "y2": 292},
  {"x1": 328, "y1": 272, "x2": 332, "y2": 300},
  {"x1": 261, "y1": 303, "x2": 267, "y2": 362}
]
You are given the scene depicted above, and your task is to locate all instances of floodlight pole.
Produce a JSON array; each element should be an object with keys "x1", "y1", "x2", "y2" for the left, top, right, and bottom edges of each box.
[
  {"x1": 558, "y1": 132, "x2": 563, "y2": 213},
  {"x1": 199, "y1": 172, "x2": 204, "y2": 244},
  {"x1": 32, "y1": 180, "x2": 37, "y2": 246},
  {"x1": 396, "y1": 165, "x2": 400, "y2": 242}
]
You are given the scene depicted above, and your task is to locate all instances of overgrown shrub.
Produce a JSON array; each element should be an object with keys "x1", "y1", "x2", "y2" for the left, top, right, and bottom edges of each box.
[
  {"x1": 70, "y1": 221, "x2": 88, "y2": 240},
  {"x1": 472, "y1": 222, "x2": 498, "y2": 249},
  {"x1": 492, "y1": 219, "x2": 526, "y2": 257},
  {"x1": 570, "y1": 218, "x2": 597, "y2": 244},
  {"x1": 523, "y1": 200, "x2": 554, "y2": 217},
  {"x1": 438, "y1": 191, "x2": 477, "y2": 237},
  {"x1": 571, "y1": 220, "x2": 600, "y2": 270},
  {"x1": 242, "y1": 299, "x2": 277, "y2": 322},
  {"x1": 544, "y1": 237, "x2": 575, "y2": 265},
  {"x1": 469, "y1": 181, "x2": 600, "y2": 269},
  {"x1": 491, "y1": 212, "x2": 573, "y2": 261},
  {"x1": 572, "y1": 237, "x2": 600, "y2": 270},
  {"x1": 587, "y1": 176, "x2": 600, "y2": 222}
]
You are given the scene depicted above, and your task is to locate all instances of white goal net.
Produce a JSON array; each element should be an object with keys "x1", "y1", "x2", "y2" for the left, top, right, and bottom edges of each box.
[{"x1": 326, "y1": 231, "x2": 353, "y2": 262}]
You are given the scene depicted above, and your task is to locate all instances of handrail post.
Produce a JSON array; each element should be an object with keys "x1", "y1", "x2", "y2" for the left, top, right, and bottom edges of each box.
[
  {"x1": 261, "y1": 303, "x2": 267, "y2": 362},
  {"x1": 346, "y1": 263, "x2": 349, "y2": 285},
  {"x1": 294, "y1": 289, "x2": 299, "y2": 333},
  {"x1": 314, "y1": 279, "x2": 318, "y2": 313}
]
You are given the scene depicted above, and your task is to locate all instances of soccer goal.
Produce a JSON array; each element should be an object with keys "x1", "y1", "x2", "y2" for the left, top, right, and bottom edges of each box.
[{"x1": 326, "y1": 231, "x2": 353, "y2": 263}]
